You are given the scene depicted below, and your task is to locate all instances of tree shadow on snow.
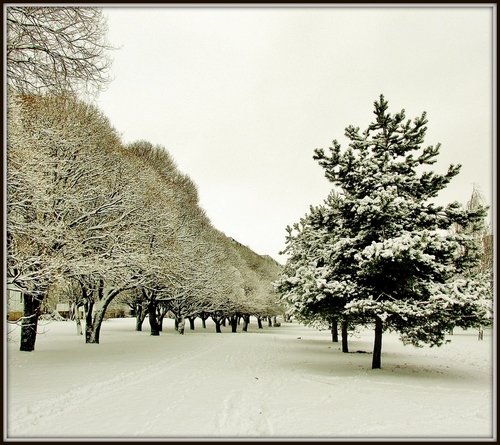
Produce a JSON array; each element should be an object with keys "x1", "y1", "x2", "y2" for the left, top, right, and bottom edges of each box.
[{"x1": 276, "y1": 336, "x2": 485, "y2": 385}]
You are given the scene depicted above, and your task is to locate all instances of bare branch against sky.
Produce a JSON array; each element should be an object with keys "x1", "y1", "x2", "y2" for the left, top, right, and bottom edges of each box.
[{"x1": 95, "y1": 6, "x2": 495, "y2": 263}]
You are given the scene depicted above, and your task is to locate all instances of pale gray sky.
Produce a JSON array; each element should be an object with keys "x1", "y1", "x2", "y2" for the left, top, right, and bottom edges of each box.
[{"x1": 96, "y1": 6, "x2": 494, "y2": 263}]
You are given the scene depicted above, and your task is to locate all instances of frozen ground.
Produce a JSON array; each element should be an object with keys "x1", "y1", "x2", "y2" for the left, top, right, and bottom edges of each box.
[{"x1": 5, "y1": 317, "x2": 495, "y2": 440}]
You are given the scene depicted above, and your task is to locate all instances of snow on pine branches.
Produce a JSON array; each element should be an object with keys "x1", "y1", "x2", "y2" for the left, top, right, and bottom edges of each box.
[{"x1": 276, "y1": 95, "x2": 492, "y2": 369}]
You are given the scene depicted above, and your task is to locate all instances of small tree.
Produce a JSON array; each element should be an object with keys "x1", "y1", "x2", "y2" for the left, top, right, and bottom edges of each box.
[{"x1": 454, "y1": 185, "x2": 494, "y2": 340}]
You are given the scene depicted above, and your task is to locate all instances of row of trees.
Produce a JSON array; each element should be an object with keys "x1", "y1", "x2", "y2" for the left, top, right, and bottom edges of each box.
[
  {"x1": 114, "y1": 238, "x2": 283, "y2": 335},
  {"x1": 276, "y1": 96, "x2": 493, "y2": 369},
  {"x1": 7, "y1": 94, "x2": 283, "y2": 350},
  {"x1": 6, "y1": 7, "x2": 283, "y2": 352}
]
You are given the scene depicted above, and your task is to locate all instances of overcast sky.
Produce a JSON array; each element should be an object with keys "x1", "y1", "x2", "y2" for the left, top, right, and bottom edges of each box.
[{"x1": 96, "y1": 6, "x2": 494, "y2": 263}]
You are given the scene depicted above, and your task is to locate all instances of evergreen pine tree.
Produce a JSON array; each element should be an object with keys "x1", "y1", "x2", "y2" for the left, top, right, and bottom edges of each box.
[
  {"x1": 313, "y1": 95, "x2": 491, "y2": 368},
  {"x1": 278, "y1": 95, "x2": 492, "y2": 369}
]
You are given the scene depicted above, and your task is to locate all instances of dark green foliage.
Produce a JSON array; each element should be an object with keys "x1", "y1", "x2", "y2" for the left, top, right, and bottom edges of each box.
[{"x1": 278, "y1": 96, "x2": 492, "y2": 368}]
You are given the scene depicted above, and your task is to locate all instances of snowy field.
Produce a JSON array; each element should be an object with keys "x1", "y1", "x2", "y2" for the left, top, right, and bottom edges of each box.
[{"x1": 6, "y1": 317, "x2": 495, "y2": 440}]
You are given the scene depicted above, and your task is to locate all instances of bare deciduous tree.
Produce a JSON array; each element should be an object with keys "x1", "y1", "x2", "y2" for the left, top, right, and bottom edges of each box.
[{"x1": 7, "y1": 7, "x2": 112, "y2": 95}]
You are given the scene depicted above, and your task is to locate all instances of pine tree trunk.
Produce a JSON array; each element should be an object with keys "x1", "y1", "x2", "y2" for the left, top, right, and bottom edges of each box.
[
  {"x1": 331, "y1": 321, "x2": 339, "y2": 343},
  {"x1": 372, "y1": 317, "x2": 383, "y2": 369},
  {"x1": 257, "y1": 317, "x2": 263, "y2": 329},
  {"x1": 20, "y1": 293, "x2": 42, "y2": 352},
  {"x1": 341, "y1": 321, "x2": 348, "y2": 353}
]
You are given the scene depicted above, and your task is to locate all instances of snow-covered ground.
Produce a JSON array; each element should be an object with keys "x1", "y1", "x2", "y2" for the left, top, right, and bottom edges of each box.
[{"x1": 5, "y1": 317, "x2": 495, "y2": 440}]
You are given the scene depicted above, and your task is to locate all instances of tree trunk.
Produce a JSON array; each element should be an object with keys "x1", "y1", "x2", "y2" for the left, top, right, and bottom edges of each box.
[
  {"x1": 69, "y1": 302, "x2": 76, "y2": 320},
  {"x1": 75, "y1": 311, "x2": 83, "y2": 336},
  {"x1": 188, "y1": 317, "x2": 196, "y2": 330},
  {"x1": 372, "y1": 317, "x2": 383, "y2": 369},
  {"x1": 268, "y1": 317, "x2": 272, "y2": 327},
  {"x1": 221, "y1": 317, "x2": 226, "y2": 327},
  {"x1": 237, "y1": 316, "x2": 241, "y2": 325},
  {"x1": 331, "y1": 321, "x2": 339, "y2": 343},
  {"x1": 211, "y1": 315, "x2": 223, "y2": 333},
  {"x1": 85, "y1": 288, "x2": 116, "y2": 344},
  {"x1": 341, "y1": 321, "x2": 349, "y2": 353},
  {"x1": 273, "y1": 316, "x2": 277, "y2": 326},
  {"x1": 135, "y1": 303, "x2": 142, "y2": 331},
  {"x1": 135, "y1": 303, "x2": 147, "y2": 331},
  {"x1": 69, "y1": 302, "x2": 83, "y2": 335},
  {"x1": 148, "y1": 300, "x2": 160, "y2": 336},
  {"x1": 86, "y1": 306, "x2": 107, "y2": 344},
  {"x1": 257, "y1": 317, "x2": 263, "y2": 329},
  {"x1": 174, "y1": 318, "x2": 179, "y2": 331},
  {"x1": 242, "y1": 315, "x2": 250, "y2": 332},
  {"x1": 84, "y1": 300, "x2": 94, "y2": 343},
  {"x1": 201, "y1": 316, "x2": 207, "y2": 329},
  {"x1": 230, "y1": 315, "x2": 238, "y2": 333},
  {"x1": 478, "y1": 326, "x2": 484, "y2": 340},
  {"x1": 20, "y1": 293, "x2": 42, "y2": 352},
  {"x1": 178, "y1": 317, "x2": 185, "y2": 335},
  {"x1": 156, "y1": 305, "x2": 167, "y2": 332},
  {"x1": 69, "y1": 302, "x2": 81, "y2": 335},
  {"x1": 83, "y1": 282, "x2": 120, "y2": 344}
]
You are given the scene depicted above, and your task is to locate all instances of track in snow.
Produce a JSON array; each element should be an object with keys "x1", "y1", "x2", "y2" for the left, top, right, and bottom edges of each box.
[{"x1": 6, "y1": 318, "x2": 493, "y2": 439}]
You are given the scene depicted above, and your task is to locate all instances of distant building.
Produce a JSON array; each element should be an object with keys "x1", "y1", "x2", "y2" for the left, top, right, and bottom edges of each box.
[{"x1": 56, "y1": 303, "x2": 71, "y2": 319}]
